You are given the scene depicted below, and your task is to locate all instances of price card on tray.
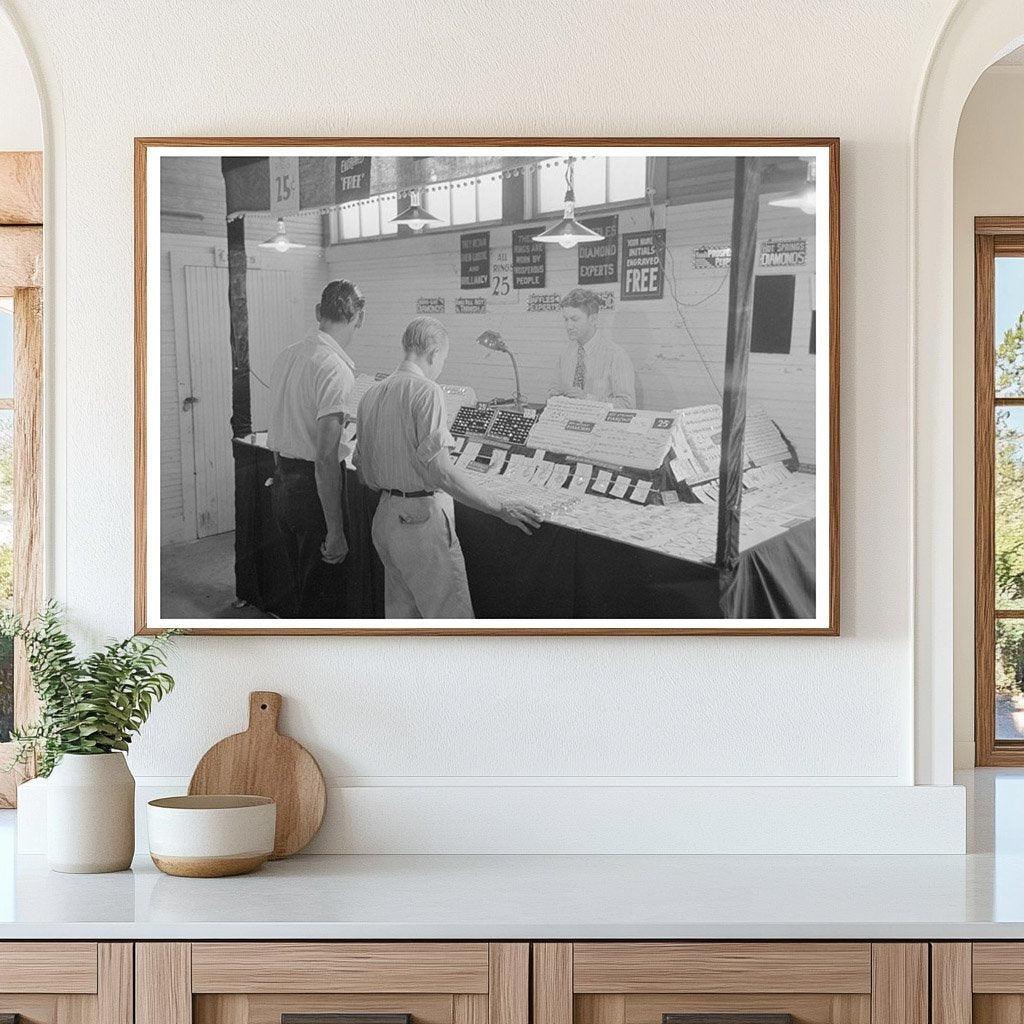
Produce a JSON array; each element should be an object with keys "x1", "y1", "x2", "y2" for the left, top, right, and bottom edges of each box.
[
  {"x1": 569, "y1": 463, "x2": 593, "y2": 491},
  {"x1": 630, "y1": 479, "x2": 652, "y2": 504},
  {"x1": 546, "y1": 463, "x2": 571, "y2": 489}
]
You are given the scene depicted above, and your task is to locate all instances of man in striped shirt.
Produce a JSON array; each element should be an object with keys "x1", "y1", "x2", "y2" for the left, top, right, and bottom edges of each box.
[{"x1": 356, "y1": 317, "x2": 541, "y2": 619}]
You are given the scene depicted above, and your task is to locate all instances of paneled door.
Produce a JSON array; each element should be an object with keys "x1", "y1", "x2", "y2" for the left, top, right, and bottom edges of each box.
[{"x1": 182, "y1": 265, "x2": 300, "y2": 538}]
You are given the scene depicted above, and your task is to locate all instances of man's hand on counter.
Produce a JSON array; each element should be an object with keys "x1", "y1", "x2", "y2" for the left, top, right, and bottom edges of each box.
[
  {"x1": 499, "y1": 502, "x2": 543, "y2": 535},
  {"x1": 321, "y1": 529, "x2": 349, "y2": 564}
]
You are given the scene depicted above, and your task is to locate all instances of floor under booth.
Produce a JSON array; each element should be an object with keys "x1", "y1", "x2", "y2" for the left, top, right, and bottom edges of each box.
[{"x1": 231, "y1": 439, "x2": 816, "y2": 621}]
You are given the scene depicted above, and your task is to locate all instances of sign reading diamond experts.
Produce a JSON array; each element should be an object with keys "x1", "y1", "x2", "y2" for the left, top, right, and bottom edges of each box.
[
  {"x1": 512, "y1": 228, "x2": 546, "y2": 289},
  {"x1": 577, "y1": 215, "x2": 619, "y2": 284},
  {"x1": 460, "y1": 231, "x2": 490, "y2": 289},
  {"x1": 621, "y1": 230, "x2": 665, "y2": 301}
]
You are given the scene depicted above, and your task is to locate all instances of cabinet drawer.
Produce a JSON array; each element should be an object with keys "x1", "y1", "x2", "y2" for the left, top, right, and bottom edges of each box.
[
  {"x1": 571, "y1": 944, "x2": 871, "y2": 994},
  {"x1": 139, "y1": 943, "x2": 528, "y2": 1024},
  {"x1": 534, "y1": 944, "x2": 925, "y2": 1024},
  {"x1": 191, "y1": 943, "x2": 491, "y2": 994},
  {"x1": 0, "y1": 942, "x2": 98, "y2": 994}
]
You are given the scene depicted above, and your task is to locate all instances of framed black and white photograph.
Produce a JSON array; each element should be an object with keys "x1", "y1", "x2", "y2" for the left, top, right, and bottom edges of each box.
[{"x1": 135, "y1": 138, "x2": 839, "y2": 635}]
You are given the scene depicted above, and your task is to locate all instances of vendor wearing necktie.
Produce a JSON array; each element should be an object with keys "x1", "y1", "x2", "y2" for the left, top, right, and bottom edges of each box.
[{"x1": 548, "y1": 288, "x2": 636, "y2": 409}]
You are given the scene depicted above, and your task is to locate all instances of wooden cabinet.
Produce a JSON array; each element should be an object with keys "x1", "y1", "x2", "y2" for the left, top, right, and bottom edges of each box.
[
  {"x1": 532, "y1": 944, "x2": 928, "y2": 1024},
  {"x1": 0, "y1": 943, "x2": 132, "y2": 1024},
  {"x1": 136, "y1": 944, "x2": 528, "y2": 1024},
  {"x1": 0, "y1": 938, "x2": 956, "y2": 1024},
  {"x1": 932, "y1": 943, "x2": 1024, "y2": 1024}
]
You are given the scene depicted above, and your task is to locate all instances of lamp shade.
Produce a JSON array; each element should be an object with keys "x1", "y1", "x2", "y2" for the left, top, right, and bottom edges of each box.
[
  {"x1": 476, "y1": 329, "x2": 508, "y2": 352},
  {"x1": 767, "y1": 186, "x2": 816, "y2": 215},
  {"x1": 768, "y1": 158, "x2": 817, "y2": 215},
  {"x1": 533, "y1": 187, "x2": 603, "y2": 249},
  {"x1": 391, "y1": 190, "x2": 442, "y2": 231},
  {"x1": 258, "y1": 218, "x2": 306, "y2": 252}
]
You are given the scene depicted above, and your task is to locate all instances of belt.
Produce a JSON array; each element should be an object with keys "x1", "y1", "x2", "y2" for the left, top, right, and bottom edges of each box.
[{"x1": 383, "y1": 488, "x2": 436, "y2": 498}]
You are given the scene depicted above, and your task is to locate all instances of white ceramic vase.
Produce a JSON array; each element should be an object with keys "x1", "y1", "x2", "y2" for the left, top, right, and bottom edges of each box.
[{"x1": 46, "y1": 752, "x2": 135, "y2": 873}]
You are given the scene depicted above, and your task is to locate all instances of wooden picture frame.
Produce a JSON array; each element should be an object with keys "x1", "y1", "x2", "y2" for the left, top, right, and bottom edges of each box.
[{"x1": 135, "y1": 137, "x2": 839, "y2": 636}]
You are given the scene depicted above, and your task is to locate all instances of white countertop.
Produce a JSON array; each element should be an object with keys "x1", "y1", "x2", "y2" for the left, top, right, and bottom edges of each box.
[
  {"x1": 0, "y1": 848, "x2": 1021, "y2": 940},
  {"x1": 0, "y1": 769, "x2": 1021, "y2": 941}
]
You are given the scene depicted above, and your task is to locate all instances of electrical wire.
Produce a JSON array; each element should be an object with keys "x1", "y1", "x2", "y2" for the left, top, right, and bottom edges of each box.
[
  {"x1": 648, "y1": 189, "x2": 724, "y2": 401},
  {"x1": 249, "y1": 367, "x2": 270, "y2": 389}
]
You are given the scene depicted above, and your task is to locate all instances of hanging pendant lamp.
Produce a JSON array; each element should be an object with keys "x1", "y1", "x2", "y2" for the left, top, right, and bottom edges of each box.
[
  {"x1": 768, "y1": 157, "x2": 817, "y2": 215},
  {"x1": 533, "y1": 157, "x2": 604, "y2": 249},
  {"x1": 258, "y1": 218, "x2": 307, "y2": 252},
  {"x1": 391, "y1": 189, "x2": 442, "y2": 231}
]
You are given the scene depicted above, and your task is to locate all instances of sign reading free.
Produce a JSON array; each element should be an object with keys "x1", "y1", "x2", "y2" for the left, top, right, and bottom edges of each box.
[{"x1": 620, "y1": 230, "x2": 665, "y2": 301}]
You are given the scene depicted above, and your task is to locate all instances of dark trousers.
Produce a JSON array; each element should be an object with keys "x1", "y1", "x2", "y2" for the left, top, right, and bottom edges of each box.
[{"x1": 271, "y1": 457, "x2": 347, "y2": 618}]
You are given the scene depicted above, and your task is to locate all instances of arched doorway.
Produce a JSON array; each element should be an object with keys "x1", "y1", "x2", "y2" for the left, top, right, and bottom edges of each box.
[{"x1": 913, "y1": 1, "x2": 1024, "y2": 785}]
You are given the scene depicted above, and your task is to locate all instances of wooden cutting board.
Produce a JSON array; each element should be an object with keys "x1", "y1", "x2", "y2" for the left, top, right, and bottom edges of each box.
[{"x1": 188, "y1": 691, "x2": 326, "y2": 859}]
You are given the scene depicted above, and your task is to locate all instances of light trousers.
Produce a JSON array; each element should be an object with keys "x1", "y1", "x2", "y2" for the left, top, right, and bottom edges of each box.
[{"x1": 370, "y1": 492, "x2": 475, "y2": 619}]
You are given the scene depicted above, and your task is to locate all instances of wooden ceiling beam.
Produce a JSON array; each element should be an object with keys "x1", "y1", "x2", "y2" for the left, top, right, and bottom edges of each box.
[
  {"x1": 0, "y1": 225, "x2": 43, "y2": 295},
  {"x1": 0, "y1": 152, "x2": 42, "y2": 225}
]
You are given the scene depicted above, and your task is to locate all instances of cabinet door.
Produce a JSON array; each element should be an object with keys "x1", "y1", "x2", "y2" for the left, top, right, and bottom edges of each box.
[
  {"x1": 137, "y1": 943, "x2": 528, "y2": 1024},
  {"x1": 0, "y1": 943, "x2": 131, "y2": 1024},
  {"x1": 533, "y1": 944, "x2": 928, "y2": 1024},
  {"x1": 943, "y1": 943, "x2": 1024, "y2": 1024}
]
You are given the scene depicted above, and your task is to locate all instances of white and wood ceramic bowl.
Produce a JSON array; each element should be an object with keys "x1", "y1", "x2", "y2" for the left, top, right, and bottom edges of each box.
[{"x1": 147, "y1": 795, "x2": 276, "y2": 877}]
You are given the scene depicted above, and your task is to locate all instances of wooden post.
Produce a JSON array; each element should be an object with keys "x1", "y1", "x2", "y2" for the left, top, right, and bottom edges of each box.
[
  {"x1": 13, "y1": 286, "x2": 42, "y2": 730},
  {"x1": 226, "y1": 214, "x2": 252, "y2": 437},
  {"x1": 716, "y1": 156, "x2": 764, "y2": 572}
]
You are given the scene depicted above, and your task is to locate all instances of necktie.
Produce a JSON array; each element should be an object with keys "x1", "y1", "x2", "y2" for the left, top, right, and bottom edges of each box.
[{"x1": 573, "y1": 345, "x2": 586, "y2": 391}]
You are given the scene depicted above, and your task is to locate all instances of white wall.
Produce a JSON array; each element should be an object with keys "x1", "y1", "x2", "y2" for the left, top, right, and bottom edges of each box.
[
  {"x1": 0, "y1": 0, "x2": 976, "y2": 852},
  {"x1": 0, "y1": 8, "x2": 39, "y2": 152},
  {"x1": 952, "y1": 66, "x2": 1024, "y2": 767}
]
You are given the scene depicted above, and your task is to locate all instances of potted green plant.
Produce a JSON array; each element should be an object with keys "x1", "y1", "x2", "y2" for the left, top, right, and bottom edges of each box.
[{"x1": 2, "y1": 603, "x2": 179, "y2": 873}]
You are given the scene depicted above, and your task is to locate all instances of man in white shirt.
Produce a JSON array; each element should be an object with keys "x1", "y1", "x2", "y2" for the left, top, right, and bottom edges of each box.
[
  {"x1": 267, "y1": 280, "x2": 364, "y2": 617},
  {"x1": 548, "y1": 287, "x2": 636, "y2": 409},
  {"x1": 356, "y1": 316, "x2": 541, "y2": 619}
]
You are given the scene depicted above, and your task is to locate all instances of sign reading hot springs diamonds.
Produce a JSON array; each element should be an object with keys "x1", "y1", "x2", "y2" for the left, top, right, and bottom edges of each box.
[{"x1": 760, "y1": 238, "x2": 807, "y2": 267}]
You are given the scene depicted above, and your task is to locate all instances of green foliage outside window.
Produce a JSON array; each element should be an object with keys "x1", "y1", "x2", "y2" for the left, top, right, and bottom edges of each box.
[{"x1": 996, "y1": 312, "x2": 1024, "y2": 693}]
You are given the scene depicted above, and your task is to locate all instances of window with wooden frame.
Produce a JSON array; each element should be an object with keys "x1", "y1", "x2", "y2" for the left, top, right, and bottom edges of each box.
[{"x1": 0, "y1": 151, "x2": 44, "y2": 806}]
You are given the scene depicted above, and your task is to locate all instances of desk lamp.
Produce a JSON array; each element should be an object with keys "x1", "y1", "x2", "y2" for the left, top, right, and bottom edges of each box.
[{"x1": 476, "y1": 330, "x2": 524, "y2": 413}]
